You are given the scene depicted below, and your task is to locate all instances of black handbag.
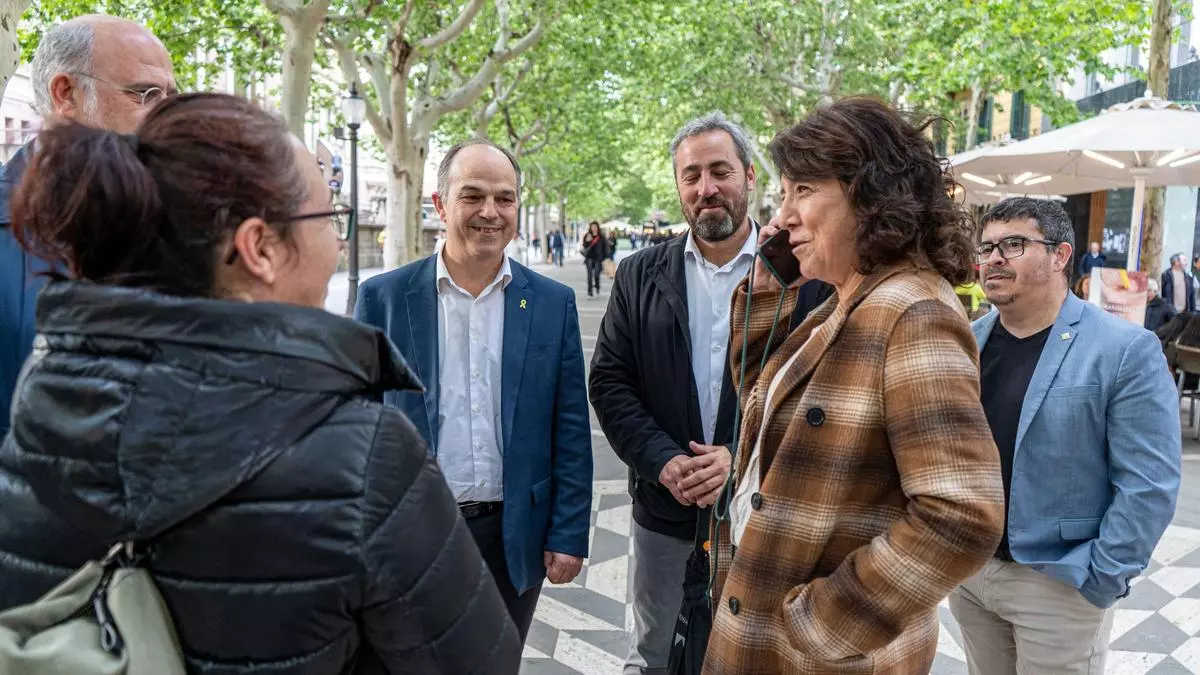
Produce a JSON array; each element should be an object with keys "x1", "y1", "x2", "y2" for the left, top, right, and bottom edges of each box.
[{"x1": 667, "y1": 507, "x2": 713, "y2": 675}]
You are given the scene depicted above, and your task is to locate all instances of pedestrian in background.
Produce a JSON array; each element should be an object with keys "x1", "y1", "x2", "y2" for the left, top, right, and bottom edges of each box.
[
  {"x1": 1146, "y1": 278, "x2": 1177, "y2": 332},
  {"x1": 1, "y1": 15, "x2": 178, "y2": 439},
  {"x1": 1161, "y1": 252, "x2": 1196, "y2": 313},
  {"x1": 952, "y1": 197, "x2": 1181, "y2": 674},
  {"x1": 705, "y1": 97, "x2": 1004, "y2": 674},
  {"x1": 583, "y1": 220, "x2": 608, "y2": 297},
  {"x1": 0, "y1": 93, "x2": 520, "y2": 674},
  {"x1": 1077, "y1": 241, "x2": 1106, "y2": 279},
  {"x1": 551, "y1": 228, "x2": 565, "y2": 266}
]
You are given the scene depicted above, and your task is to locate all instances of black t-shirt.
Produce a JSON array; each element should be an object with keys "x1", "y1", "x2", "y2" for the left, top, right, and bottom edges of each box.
[{"x1": 979, "y1": 321, "x2": 1052, "y2": 561}]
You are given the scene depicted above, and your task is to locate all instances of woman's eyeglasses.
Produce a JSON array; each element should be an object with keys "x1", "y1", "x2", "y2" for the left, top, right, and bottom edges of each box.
[{"x1": 224, "y1": 204, "x2": 356, "y2": 265}]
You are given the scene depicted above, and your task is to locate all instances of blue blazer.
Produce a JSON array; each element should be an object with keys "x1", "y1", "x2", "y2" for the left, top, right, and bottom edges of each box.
[
  {"x1": 354, "y1": 255, "x2": 593, "y2": 594},
  {"x1": 0, "y1": 145, "x2": 46, "y2": 438},
  {"x1": 973, "y1": 293, "x2": 1181, "y2": 608}
]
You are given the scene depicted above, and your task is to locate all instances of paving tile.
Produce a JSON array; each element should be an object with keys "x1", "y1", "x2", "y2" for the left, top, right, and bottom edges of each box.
[
  {"x1": 1146, "y1": 656, "x2": 1198, "y2": 674},
  {"x1": 1110, "y1": 614, "x2": 1192, "y2": 655},
  {"x1": 526, "y1": 618, "x2": 561, "y2": 660},
  {"x1": 1126, "y1": 580, "x2": 1183, "y2": 612}
]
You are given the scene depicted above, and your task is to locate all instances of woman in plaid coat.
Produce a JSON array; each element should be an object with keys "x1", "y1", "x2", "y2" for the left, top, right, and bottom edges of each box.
[{"x1": 696, "y1": 98, "x2": 1005, "y2": 674}]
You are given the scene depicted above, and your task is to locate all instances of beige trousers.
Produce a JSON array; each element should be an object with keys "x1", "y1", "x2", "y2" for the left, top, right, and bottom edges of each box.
[{"x1": 948, "y1": 558, "x2": 1115, "y2": 675}]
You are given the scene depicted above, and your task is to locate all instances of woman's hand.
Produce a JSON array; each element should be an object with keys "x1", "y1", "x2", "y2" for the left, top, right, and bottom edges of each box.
[{"x1": 751, "y1": 220, "x2": 784, "y2": 292}]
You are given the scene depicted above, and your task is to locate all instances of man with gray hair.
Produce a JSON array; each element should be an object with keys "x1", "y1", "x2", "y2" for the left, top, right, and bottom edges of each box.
[
  {"x1": 1161, "y1": 252, "x2": 1195, "y2": 314},
  {"x1": 951, "y1": 197, "x2": 1180, "y2": 674},
  {"x1": 590, "y1": 112, "x2": 831, "y2": 674},
  {"x1": 1, "y1": 15, "x2": 175, "y2": 437}
]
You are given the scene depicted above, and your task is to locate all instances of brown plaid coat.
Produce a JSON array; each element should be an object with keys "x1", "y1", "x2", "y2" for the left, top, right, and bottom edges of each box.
[{"x1": 704, "y1": 265, "x2": 1004, "y2": 675}]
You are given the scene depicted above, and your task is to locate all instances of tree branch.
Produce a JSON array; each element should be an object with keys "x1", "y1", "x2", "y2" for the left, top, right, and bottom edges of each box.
[
  {"x1": 515, "y1": 119, "x2": 547, "y2": 156},
  {"x1": 261, "y1": 0, "x2": 299, "y2": 17},
  {"x1": 427, "y1": 14, "x2": 546, "y2": 119},
  {"x1": 360, "y1": 52, "x2": 395, "y2": 126},
  {"x1": 394, "y1": 0, "x2": 416, "y2": 36},
  {"x1": 325, "y1": 0, "x2": 387, "y2": 24},
  {"x1": 417, "y1": 0, "x2": 485, "y2": 50},
  {"x1": 328, "y1": 33, "x2": 392, "y2": 144},
  {"x1": 475, "y1": 58, "x2": 532, "y2": 137}
]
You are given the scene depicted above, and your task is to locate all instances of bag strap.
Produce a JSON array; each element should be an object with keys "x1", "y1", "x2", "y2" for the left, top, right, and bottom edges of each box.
[{"x1": 692, "y1": 506, "x2": 712, "y2": 556}]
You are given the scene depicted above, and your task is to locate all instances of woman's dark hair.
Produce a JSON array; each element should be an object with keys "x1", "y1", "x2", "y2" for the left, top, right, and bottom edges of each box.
[
  {"x1": 767, "y1": 97, "x2": 976, "y2": 285},
  {"x1": 12, "y1": 92, "x2": 307, "y2": 297}
]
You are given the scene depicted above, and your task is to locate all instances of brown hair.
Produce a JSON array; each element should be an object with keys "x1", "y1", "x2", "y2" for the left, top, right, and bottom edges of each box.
[
  {"x1": 12, "y1": 93, "x2": 307, "y2": 297},
  {"x1": 767, "y1": 97, "x2": 976, "y2": 285}
]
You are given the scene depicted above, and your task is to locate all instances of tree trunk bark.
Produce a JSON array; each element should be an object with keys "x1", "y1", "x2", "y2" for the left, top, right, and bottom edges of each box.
[
  {"x1": 558, "y1": 192, "x2": 566, "y2": 232},
  {"x1": 0, "y1": 0, "x2": 31, "y2": 101},
  {"x1": 385, "y1": 152, "x2": 424, "y2": 270},
  {"x1": 965, "y1": 83, "x2": 985, "y2": 151},
  {"x1": 1141, "y1": 0, "x2": 1173, "y2": 274},
  {"x1": 277, "y1": 0, "x2": 330, "y2": 138}
]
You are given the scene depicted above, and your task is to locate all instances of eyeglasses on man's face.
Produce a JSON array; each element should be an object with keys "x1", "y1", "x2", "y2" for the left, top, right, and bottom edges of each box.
[
  {"x1": 70, "y1": 72, "x2": 175, "y2": 108},
  {"x1": 976, "y1": 236, "x2": 1060, "y2": 263},
  {"x1": 224, "y1": 204, "x2": 356, "y2": 265}
]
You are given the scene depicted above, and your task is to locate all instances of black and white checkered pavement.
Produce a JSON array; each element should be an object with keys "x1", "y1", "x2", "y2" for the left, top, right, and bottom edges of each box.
[{"x1": 521, "y1": 479, "x2": 1200, "y2": 675}]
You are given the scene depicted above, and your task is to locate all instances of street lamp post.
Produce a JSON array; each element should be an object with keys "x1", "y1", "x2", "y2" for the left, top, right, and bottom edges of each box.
[{"x1": 343, "y1": 83, "x2": 366, "y2": 315}]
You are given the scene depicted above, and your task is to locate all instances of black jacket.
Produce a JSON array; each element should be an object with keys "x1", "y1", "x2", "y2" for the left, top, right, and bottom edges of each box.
[
  {"x1": 1145, "y1": 295, "x2": 1178, "y2": 332},
  {"x1": 1161, "y1": 268, "x2": 1197, "y2": 313},
  {"x1": 1078, "y1": 252, "x2": 1106, "y2": 279},
  {"x1": 0, "y1": 282, "x2": 520, "y2": 675},
  {"x1": 588, "y1": 235, "x2": 832, "y2": 539},
  {"x1": 583, "y1": 233, "x2": 609, "y2": 261}
]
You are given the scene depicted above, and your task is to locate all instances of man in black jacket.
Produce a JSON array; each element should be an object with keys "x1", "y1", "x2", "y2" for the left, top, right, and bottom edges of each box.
[
  {"x1": 1145, "y1": 278, "x2": 1177, "y2": 332},
  {"x1": 1162, "y1": 253, "x2": 1197, "y2": 314},
  {"x1": 589, "y1": 112, "x2": 831, "y2": 675}
]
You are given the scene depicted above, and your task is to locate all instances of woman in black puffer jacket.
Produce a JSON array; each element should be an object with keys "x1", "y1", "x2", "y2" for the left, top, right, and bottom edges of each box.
[{"x1": 0, "y1": 93, "x2": 520, "y2": 674}]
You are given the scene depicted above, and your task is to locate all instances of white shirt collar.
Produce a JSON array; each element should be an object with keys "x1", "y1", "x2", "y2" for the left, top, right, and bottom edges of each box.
[
  {"x1": 684, "y1": 223, "x2": 758, "y2": 271},
  {"x1": 436, "y1": 244, "x2": 513, "y2": 294}
]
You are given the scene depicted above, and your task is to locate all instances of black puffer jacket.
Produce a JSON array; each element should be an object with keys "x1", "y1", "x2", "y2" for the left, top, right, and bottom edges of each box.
[{"x1": 0, "y1": 282, "x2": 520, "y2": 675}]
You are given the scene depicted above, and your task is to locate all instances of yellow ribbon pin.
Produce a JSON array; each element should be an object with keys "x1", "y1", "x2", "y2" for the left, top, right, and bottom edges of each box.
[{"x1": 520, "y1": 299, "x2": 527, "y2": 309}]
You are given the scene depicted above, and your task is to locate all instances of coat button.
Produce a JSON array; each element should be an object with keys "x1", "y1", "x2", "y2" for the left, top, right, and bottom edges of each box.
[
  {"x1": 751, "y1": 493, "x2": 763, "y2": 510},
  {"x1": 806, "y1": 407, "x2": 825, "y2": 426},
  {"x1": 728, "y1": 596, "x2": 740, "y2": 615}
]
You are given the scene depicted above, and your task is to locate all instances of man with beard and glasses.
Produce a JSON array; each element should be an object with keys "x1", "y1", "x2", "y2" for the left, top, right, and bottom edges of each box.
[
  {"x1": 589, "y1": 112, "x2": 831, "y2": 675},
  {"x1": 355, "y1": 138, "x2": 593, "y2": 645},
  {"x1": 950, "y1": 197, "x2": 1180, "y2": 674}
]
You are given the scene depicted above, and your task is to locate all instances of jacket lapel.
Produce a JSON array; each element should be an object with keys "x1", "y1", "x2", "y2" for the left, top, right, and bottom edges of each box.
[
  {"x1": 973, "y1": 310, "x2": 1000, "y2": 351},
  {"x1": 766, "y1": 266, "x2": 909, "y2": 413},
  {"x1": 651, "y1": 237, "x2": 705, "y2": 442},
  {"x1": 651, "y1": 237, "x2": 693, "y2": 358},
  {"x1": 501, "y1": 264, "x2": 533, "y2": 452},
  {"x1": 405, "y1": 257, "x2": 440, "y2": 453},
  {"x1": 1014, "y1": 293, "x2": 1084, "y2": 452}
]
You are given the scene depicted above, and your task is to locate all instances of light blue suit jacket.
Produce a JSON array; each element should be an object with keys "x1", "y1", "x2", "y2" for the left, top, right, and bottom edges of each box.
[
  {"x1": 973, "y1": 292, "x2": 1181, "y2": 608},
  {"x1": 354, "y1": 255, "x2": 593, "y2": 595}
]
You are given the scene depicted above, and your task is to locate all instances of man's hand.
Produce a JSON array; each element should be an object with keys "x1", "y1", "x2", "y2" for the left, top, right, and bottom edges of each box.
[
  {"x1": 679, "y1": 442, "x2": 732, "y2": 508},
  {"x1": 544, "y1": 551, "x2": 584, "y2": 584},
  {"x1": 659, "y1": 454, "x2": 695, "y2": 506}
]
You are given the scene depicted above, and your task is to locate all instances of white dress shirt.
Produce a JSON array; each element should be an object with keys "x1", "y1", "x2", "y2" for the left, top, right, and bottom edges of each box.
[
  {"x1": 436, "y1": 249, "x2": 511, "y2": 503},
  {"x1": 684, "y1": 227, "x2": 758, "y2": 444}
]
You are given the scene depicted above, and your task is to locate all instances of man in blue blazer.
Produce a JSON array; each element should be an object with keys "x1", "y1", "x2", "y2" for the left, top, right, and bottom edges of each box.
[
  {"x1": 354, "y1": 139, "x2": 592, "y2": 643},
  {"x1": 950, "y1": 197, "x2": 1181, "y2": 674}
]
